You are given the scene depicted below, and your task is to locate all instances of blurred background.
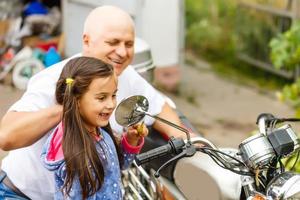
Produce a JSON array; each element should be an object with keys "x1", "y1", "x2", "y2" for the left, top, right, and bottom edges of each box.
[{"x1": 0, "y1": 0, "x2": 299, "y2": 172}]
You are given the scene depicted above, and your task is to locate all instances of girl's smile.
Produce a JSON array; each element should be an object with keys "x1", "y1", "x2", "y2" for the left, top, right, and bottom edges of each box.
[{"x1": 79, "y1": 75, "x2": 118, "y2": 132}]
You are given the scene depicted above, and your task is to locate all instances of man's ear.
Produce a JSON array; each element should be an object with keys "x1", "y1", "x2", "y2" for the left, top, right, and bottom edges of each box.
[{"x1": 83, "y1": 34, "x2": 90, "y2": 47}]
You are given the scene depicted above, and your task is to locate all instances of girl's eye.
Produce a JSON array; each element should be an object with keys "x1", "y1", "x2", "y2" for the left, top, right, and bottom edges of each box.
[{"x1": 97, "y1": 96, "x2": 106, "y2": 101}]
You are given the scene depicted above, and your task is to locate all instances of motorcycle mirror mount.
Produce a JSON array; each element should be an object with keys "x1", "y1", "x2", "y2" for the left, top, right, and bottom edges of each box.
[{"x1": 115, "y1": 95, "x2": 192, "y2": 143}]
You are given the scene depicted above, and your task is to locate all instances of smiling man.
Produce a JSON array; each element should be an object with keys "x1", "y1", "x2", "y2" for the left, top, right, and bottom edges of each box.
[
  {"x1": 0, "y1": 5, "x2": 184, "y2": 199},
  {"x1": 82, "y1": 6, "x2": 135, "y2": 76}
]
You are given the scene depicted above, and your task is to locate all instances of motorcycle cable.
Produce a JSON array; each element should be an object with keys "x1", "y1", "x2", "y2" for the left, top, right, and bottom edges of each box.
[
  {"x1": 196, "y1": 147, "x2": 253, "y2": 176},
  {"x1": 198, "y1": 149, "x2": 230, "y2": 170},
  {"x1": 291, "y1": 150, "x2": 300, "y2": 171},
  {"x1": 274, "y1": 117, "x2": 300, "y2": 123},
  {"x1": 270, "y1": 119, "x2": 278, "y2": 132},
  {"x1": 203, "y1": 151, "x2": 252, "y2": 176},
  {"x1": 261, "y1": 116, "x2": 300, "y2": 135},
  {"x1": 199, "y1": 147, "x2": 247, "y2": 167},
  {"x1": 266, "y1": 156, "x2": 282, "y2": 187},
  {"x1": 255, "y1": 172, "x2": 267, "y2": 192},
  {"x1": 154, "y1": 142, "x2": 196, "y2": 178},
  {"x1": 266, "y1": 118, "x2": 290, "y2": 175},
  {"x1": 264, "y1": 116, "x2": 300, "y2": 125}
]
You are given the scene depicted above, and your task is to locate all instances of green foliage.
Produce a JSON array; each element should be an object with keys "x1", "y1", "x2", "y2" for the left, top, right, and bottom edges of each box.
[
  {"x1": 270, "y1": 22, "x2": 300, "y2": 70},
  {"x1": 280, "y1": 79, "x2": 300, "y2": 105},
  {"x1": 282, "y1": 152, "x2": 300, "y2": 173},
  {"x1": 185, "y1": 0, "x2": 290, "y2": 90},
  {"x1": 270, "y1": 22, "x2": 300, "y2": 123},
  {"x1": 269, "y1": 22, "x2": 300, "y2": 173},
  {"x1": 186, "y1": 19, "x2": 222, "y2": 53},
  {"x1": 185, "y1": 0, "x2": 237, "y2": 59},
  {"x1": 236, "y1": 8, "x2": 280, "y2": 62},
  {"x1": 277, "y1": 78, "x2": 300, "y2": 118}
]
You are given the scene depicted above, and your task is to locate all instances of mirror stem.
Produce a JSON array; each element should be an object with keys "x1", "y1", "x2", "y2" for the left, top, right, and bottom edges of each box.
[{"x1": 145, "y1": 112, "x2": 191, "y2": 142}]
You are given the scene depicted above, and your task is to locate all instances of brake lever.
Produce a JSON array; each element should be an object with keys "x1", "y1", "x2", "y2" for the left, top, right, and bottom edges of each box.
[{"x1": 154, "y1": 143, "x2": 196, "y2": 178}]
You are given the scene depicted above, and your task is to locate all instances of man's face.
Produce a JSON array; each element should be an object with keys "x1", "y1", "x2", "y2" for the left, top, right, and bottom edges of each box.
[{"x1": 86, "y1": 23, "x2": 135, "y2": 76}]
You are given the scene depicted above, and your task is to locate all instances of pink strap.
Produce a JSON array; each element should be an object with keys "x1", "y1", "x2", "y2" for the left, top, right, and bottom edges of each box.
[
  {"x1": 121, "y1": 133, "x2": 144, "y2": 154},
  {"x1": 46, "y1": 122, "x2": 64, "y2": 161}
]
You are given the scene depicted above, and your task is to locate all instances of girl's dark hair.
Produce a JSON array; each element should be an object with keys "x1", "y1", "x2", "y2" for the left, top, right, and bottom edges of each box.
[{"x1": 55, "y1": 56, "x2": 123, "y2": 199}]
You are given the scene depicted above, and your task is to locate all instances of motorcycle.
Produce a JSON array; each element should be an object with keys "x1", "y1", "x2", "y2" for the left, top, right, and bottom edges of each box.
[{"x1": 116, "y1": 95, "x2": 300, "y2": 200}]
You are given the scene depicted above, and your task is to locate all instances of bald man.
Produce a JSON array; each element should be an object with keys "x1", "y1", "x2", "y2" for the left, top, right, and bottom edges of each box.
[{"x1": 0, "y1": 5, "x2": 183, "y2": 199}]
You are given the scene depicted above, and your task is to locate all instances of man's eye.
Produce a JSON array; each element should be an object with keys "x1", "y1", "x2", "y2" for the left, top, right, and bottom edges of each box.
[
  {"x1": 107, "y1": 41, "x2": 118, "y2": 46},
  {"x1": 126, "y1": 42, "x2": 134, "y2": 48}
]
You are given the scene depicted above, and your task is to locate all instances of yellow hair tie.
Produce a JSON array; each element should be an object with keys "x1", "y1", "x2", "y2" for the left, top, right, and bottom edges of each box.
[{"x1": 66, "y1": 78, "x2": 74, "y2": 85}]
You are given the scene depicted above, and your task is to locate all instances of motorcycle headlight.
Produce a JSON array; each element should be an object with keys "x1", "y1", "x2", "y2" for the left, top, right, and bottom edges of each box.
[
  {"x1": 285, "y1": 182, "x2": 300, "y2": 199},
  {"x1": 266, "y1": 172, "x2": 300, "y2": 199}
]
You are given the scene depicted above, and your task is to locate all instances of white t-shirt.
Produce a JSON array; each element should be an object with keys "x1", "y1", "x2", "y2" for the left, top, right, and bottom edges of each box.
[{"x1": 1, "y1": 55, "x2": 165, "y2": 199}]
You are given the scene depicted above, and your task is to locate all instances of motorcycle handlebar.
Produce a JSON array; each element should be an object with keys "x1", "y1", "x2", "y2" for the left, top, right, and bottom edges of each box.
[
  {"x1": 135, "y1": 137, "x2": 185, "y2": 165},
  {"x1": 136, "y1": 136, "x2": 253, "y2": 176},
  {"x1": 135, "y1": 144, "x2": 172, "y2": 165}
]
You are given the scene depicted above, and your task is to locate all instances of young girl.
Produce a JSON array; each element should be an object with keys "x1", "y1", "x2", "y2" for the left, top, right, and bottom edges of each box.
[{"x1": 40, "y1": 56, "x2": 148, "y2": 199}]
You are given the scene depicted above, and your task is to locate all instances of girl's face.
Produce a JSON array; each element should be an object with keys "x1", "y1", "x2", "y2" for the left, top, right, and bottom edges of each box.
[{"x1": 78, "y1": 75, "x2": 117, "y2": 133}]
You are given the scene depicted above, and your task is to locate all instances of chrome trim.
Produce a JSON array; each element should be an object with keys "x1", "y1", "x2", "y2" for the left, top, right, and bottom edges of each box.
[
  {"x1": 267, "y1": 172, "x2": 300, "y2": 199},
  {"x1": 239, "y1": 134, "x2": 275, "y2": 169}
]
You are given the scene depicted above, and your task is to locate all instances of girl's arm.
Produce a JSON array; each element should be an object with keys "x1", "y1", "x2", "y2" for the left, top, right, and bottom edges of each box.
[{"x1": 125, "y1": 123, "x2": 148, "y2": 146}]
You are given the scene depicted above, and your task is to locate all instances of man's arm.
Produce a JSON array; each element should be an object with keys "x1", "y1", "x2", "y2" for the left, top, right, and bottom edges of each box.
[
  {"x1": 152, "y1": 103, "x2": 186, "y2": 139},
  {"x1": 0, "y1": 105, "x2": 62, "y2": 150}
]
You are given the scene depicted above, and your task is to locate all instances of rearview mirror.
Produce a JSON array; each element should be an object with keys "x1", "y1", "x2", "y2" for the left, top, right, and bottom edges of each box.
[{"x1": 115, "y1": 95, "x2": 149, "y2": 127}]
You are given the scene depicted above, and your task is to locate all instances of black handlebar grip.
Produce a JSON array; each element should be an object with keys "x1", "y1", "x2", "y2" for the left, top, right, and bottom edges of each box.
[{"x1": 135, "y1": 144, "x2": 172, "y2": 165}]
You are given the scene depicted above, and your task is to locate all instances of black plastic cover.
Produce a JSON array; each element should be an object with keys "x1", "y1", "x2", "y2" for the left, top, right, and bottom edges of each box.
[{"x1": 267, "y1": 129, "x2": 294, "y2": 156}]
